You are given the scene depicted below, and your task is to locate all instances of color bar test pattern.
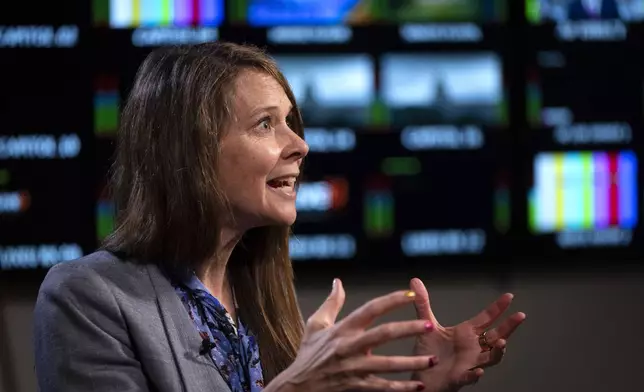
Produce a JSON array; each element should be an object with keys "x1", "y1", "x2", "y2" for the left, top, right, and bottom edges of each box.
[
  {"x1": 529, "y1": 151, "x2": 638, "y2": 233},
  {"x1": 108, "y1": 0, "x2": 224, "y2": 28}
]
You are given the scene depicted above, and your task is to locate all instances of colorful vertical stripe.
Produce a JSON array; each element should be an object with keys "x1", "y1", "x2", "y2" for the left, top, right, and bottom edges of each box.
[
  {"x1": 96, "y1": 200, "x2": 116, "y2": 242},
  {"x1": 328, "y1": 178, "x2": 349, "y2": 209},
  {"x1": 93, "y1": 0, "x2": 110, "y2": 26},
  {"x1": 525, "y1": 0, "x2": 541, "y2": 24},
  {"x1": 554, "y1": 152, "x2": 565, "y2": 229},
  {"x1": 364, "y1": 189, "x2": 394, "y2": 238},
  {"x1": 108, "y1": 0, "x2": 223, "y2": 28},
  {"x1": 531, "y1": 151, "x2": 638, "y2": 233},
  {"x1": 94, "y1": 75, "x2": 120, "y2": 136},
  {"x1": 526, "y1": 79, "x2": 542, "y2": 126},
  {"x1": 494, "y1": 173, "x2": 511, "y2": 234},
  {"x1": 619, "y1": 151, "x2": 637, "y2": 228},
  {"x1": 580, "y1": 152, "x2": 593, "y2": 228},
  {"x1": 594, "y1": 152, "x2": 610, "y2": 228}
]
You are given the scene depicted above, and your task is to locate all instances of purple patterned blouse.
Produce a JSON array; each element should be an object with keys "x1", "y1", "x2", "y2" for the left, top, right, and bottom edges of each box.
[{"x1": 173, "y1": 274, "x2": 265, "y2": 392}]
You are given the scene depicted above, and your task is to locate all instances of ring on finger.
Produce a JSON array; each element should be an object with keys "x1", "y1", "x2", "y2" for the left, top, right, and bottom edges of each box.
[{"x1": 478, "y1": 331, "x2": 493, "y2": 352}]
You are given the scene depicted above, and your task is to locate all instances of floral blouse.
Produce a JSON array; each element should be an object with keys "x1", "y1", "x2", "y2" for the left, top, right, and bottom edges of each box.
[{"x1": 173, "y1": 274, "x2": 264, "y2": 392}]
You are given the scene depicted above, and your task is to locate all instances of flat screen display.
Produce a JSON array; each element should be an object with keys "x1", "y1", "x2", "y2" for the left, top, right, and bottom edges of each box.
[
  {"x1": 94, "y1": 0, "x2": 225, "y2": 28},
  {"x1": 229, "y1": 0, "x2": 506, "y2": 25},
  {"x1": 526, "y1": 0, "x2": 644, "y2": 23},
  {"x1": 380, "y1": 53, "x2": 506, "y2": 127}
]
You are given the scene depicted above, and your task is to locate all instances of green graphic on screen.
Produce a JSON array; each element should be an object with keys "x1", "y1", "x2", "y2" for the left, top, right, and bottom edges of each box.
[
  {"x1": 494, "y1": 174, "x2": 511, "y2": 234},
  {"x1": 230, "y1": 0, "x2": 505, "y2": 25},
  {"x1": 364, "y1": 188, "x2": 394, "y2": 237},
  {"x1": 94, "y1": 76, "x2": 120, "y2": 137},
  {"x1": 96, "y1": 199, "x2": 115, "y2": 242}
]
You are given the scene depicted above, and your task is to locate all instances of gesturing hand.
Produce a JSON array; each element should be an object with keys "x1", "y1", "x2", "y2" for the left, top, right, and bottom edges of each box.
[
  {"x1": 270, "y1": 279, "x2": 438, "y2": 392},
  {"x1": 409, "y1": 278, "x2": 526, "y2": 392}
]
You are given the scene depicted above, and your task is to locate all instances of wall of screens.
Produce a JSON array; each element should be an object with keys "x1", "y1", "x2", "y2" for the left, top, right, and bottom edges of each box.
[{"x1": 1, "y1": 0, "x2": 643, "y2": 270}]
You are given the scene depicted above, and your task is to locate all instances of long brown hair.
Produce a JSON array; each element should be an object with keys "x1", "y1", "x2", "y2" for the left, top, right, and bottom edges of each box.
[{"x1": 102, "y1": 42, "x2": 304, "y2": 381}]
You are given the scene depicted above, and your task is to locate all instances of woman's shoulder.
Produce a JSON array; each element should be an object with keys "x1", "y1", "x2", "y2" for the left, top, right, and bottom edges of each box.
[{"x1": 38, "y1": 250, "x2": 155, "y2": 300}]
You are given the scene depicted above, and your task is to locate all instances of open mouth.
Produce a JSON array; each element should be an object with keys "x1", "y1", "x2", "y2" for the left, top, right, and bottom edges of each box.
[
  {"x1": 266, "y1": 178, "x2": 295, "y2": 189},
  {"x1": 266, "y1": 176, "x2": 297, "y2": 198}
]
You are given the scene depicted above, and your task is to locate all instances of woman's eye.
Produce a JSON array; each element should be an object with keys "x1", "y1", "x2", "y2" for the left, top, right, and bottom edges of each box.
[{"x1": 258, "y1": 117, "x2": 272, "y2": 131}]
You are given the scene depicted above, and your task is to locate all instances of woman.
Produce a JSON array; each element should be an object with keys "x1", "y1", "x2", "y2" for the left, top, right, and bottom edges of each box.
[{"x1": 33, "y1": 42, "x2": 525, "y2": 392}]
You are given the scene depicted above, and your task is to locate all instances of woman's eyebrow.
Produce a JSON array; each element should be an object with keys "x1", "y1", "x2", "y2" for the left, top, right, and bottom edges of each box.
[{"x1": 249, "y1": 104, "x2": 294, "y2": 117}]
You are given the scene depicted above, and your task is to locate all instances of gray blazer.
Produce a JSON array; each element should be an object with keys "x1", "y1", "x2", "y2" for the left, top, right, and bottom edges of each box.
[{"x1": 33, "y1": 250, "x2": 232, "y2": 392}]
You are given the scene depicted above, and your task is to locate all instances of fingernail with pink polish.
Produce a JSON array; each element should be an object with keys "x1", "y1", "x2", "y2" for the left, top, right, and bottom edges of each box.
[
  {"x1": 428, "y1": 356, "x2": 438, "y2": 367},
  {"x1": 424, "y1": 322, "x2": 433, "y2": 331}
]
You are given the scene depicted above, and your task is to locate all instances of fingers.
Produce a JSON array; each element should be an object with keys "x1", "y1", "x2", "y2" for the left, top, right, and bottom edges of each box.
[
  {"x1": 475, "y1": 339, "x2": 506, "y2": 369},
  {"x1": 456, "y1": 368, "x2": 484, "y2": 387},
  {"x1": 449, "y1": 338, "x2": 506, "y2": 392},
  {"x1": 409, "y1": 278, "x2": 437, "y2": 325},
  {"x1": 469, "y1": 293, "x2": 514, "y2": 333},
  {"x1": 340, "y1": 290, "x2": 418, "y2": 329},
  {"x1": 338, "y1": 319, "x2": 435, "y2": 356},
  {"x1": 341, "y1": 354, "x2": 438, "y2": 375},
  {"x1": 349, "y1": 375, "x2": 426, "y2": 392},
  {"x1": 306, "y1": 279, "x2": 346, "y2": 333},
  {"x1": 484, "y1": 312, "x2": 526, "y2": 342}
]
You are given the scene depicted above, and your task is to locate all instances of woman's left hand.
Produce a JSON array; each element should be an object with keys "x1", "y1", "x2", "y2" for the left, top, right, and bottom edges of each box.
[{"x1": 408, "y1": 278, "x2": 526, "y2": 392}]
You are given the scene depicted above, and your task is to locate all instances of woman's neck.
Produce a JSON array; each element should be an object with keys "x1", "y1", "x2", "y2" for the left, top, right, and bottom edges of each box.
[{"x1": 196, "y1": 227, "x2": 243, "y2": 319}]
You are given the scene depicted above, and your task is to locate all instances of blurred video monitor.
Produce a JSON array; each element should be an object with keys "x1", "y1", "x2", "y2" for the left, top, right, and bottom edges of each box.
[
  {"x1": 379, "y1": 0, "x2": 506, "y2": 23},
  {"x1": 527, "y1": 51, "x2": 641, "y2": 146},
  {"x1": 380, "y1": 53, "x2": 506, "y2": 127},
  {"x1": 0, "y1": 1, "x2": 82, "y2": 49},
  {"x1": 0, "y1": 25, "x2": 80, "y2": 49},
  {"x1": 93, "y1": 0, "x2": 224, "y2": 28},
  {"x1": 528, "y1": 150, "x2": 638, "y2": 249},
  {"x1": 229, "y1": 0, "x2": 505, "y2": 25},
  {"x1": 288, "y1": 129, "x2": 360, "y2": 262},
  {"x1": 394, "y1": 158, "x2": 505, "y2": 258},
  {"x1": 526, "y1": 0, "x2": 644, "y2": 23},
  {"x1": 289, "y1": 128, "x2": 509, "y2": 262},
  {"x1": 0, "y1": 54, "x2": 93, "y2": 270},
  {"x1": 229, "y1": 0, "x2": 379, "y2": 25},
  {"x1": 289, "y1": 176, "x2": 358, "y2": 262},
  {"x1": 273, "y1": 54, "x2": 375, "y2": 127}
]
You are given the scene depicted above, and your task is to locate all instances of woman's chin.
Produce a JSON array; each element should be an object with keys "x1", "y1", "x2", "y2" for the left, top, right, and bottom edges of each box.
[
  {"x1": 269, "y1": 209, "x2": 297, "y2": 226},
  {"x1": 248, "y1": 208, "x2": 296, "y2": 228},
  {"x1": 275, "y1": 213, "x2": 297, "y2": 226}
]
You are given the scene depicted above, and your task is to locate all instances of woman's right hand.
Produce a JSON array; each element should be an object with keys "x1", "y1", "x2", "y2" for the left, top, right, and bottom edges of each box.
[{"x1": 269, "y1": 279, "x2": 437, "y2": 392}]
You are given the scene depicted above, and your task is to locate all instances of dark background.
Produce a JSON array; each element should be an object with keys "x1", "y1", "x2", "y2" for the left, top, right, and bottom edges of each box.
[{"x1": 1, "y1": 1, "x2": 643, "y2": 391}]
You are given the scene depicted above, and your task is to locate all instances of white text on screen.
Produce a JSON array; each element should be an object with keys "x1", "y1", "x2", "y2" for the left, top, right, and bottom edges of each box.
[
  {"x1": 131, "y1": 27, "x2": 218, "y2": 47},
  {"x1": 304, "y1": 128, "x2": 356, "y2": 153},
  {"x1": 0, "y1": 244, "x2": 83, "y2": 270},
  {"x1": 399, "y1": 23, "x2": 482, "y2": 43},
  {"x1": 401, "y1": 126, "x2": 483, "y2": 151},
  {"x1": 0, "y1": 25, "x2": 78, "y2": 48},
  {"x1": 296, "y1": 182, "x2": 333, "y2": 212},
  {"x1": 267, "y1": 26, "x2": 352, "y2": 44},
  {"x1": 289, "y1": 234, "x2": 356, "y2": 260},
  {"x1": 0, "y1": 134, "x2": 81, "y2": 159},
  {"x1": 556, "y1": 20, "x2": 627, "y2": 41},
  {"x1": 556, "y1": 228, "x2": 632, "y2": 249},
  {"x1": 401, "y1": 229, "x2": 486, "y2": 256}
]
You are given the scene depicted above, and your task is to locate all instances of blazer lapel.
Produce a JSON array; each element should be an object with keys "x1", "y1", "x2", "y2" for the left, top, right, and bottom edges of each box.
[{"x1": 146, "y1": 264, "x2": 232, "y2": 392}]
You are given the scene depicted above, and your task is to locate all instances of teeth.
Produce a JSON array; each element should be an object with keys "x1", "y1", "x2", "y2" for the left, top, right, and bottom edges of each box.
[{"x1": 269, "y1": 177, "x2": 296, "y2": 188}]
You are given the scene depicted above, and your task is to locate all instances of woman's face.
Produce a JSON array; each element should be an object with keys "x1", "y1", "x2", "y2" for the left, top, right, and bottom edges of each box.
[{"x1": 217, "y1": 69, "x2": 308, "y2": 230}]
